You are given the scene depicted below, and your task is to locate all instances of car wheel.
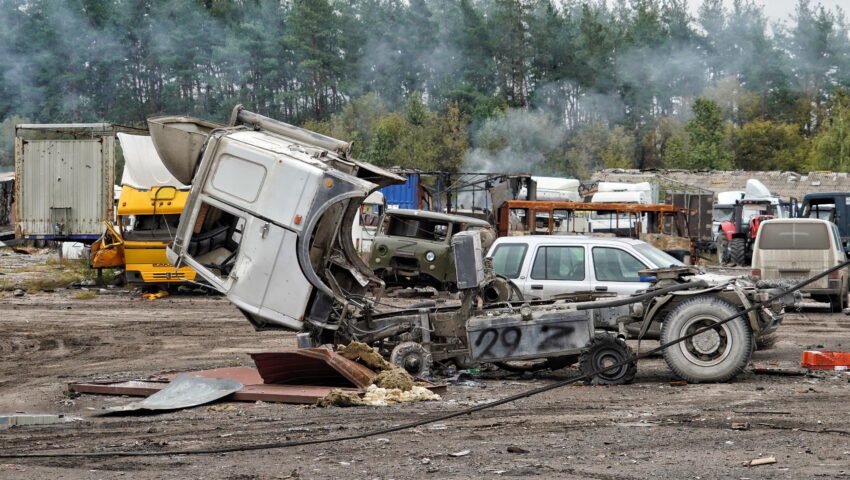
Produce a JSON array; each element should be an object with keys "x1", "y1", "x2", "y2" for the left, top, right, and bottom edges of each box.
[{"x1": 660, "y1": 296, "x2": 752, "y2": 383}]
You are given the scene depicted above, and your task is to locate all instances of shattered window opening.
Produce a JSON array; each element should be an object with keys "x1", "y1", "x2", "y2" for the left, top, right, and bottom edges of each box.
[
  {"x1": 188, "y1": 202, "x2": 246, "y2": 278},
  {"x1": 384, "y1": 216, "x2": 451, "y2": 242}
]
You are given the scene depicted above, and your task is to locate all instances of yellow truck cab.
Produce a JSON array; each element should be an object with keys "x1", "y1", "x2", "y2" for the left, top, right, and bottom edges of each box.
[
  {"x1": 90, "y1": 133, "x2": 196, "y2": 285},
  {"x1": 117, "y1": 185, "x2": 196, "y2": 283}
]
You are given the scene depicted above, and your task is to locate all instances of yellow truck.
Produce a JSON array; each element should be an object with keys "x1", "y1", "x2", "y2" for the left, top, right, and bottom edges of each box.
[
  {"x1": 92, "y1": 186, "x2": 196, "y2": 284},
  {"x1": 90, "y1": 133, "x2": 196, "y2": 285}
]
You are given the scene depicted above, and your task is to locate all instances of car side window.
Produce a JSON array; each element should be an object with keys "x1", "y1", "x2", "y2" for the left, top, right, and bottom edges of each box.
[
  {"x1": 592, "y1": 247, "x2": 647, "y2": 282},
  {"x1": 530, "y1": 246, "x2": 585, "y2": 280}
]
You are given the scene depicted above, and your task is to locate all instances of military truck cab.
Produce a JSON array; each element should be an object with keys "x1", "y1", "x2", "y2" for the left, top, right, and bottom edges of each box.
[
  {"x1": 799, "y1": 192, "x2": 850, "y2": 248},
  {"x1": 368, "y1": 209, "x2": 495, "y2": 290}
]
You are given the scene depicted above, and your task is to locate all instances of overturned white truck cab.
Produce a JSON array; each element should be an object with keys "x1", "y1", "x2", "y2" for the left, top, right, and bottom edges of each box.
[
  {"x1": 152, "y1": 107, "x2": 404, "y2": 333},
  {"x1": 153, "y1": 107, "x2": 794, "y2": 384}
]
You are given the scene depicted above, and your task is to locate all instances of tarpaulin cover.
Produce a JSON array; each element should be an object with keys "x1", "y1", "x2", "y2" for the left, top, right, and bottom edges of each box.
[{"x1": 117, "y1": 133, "x2": 189, "y2": 190}]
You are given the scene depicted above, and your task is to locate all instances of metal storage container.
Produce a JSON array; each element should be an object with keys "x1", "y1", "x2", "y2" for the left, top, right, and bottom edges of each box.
[
  {"x1": 15, "y1": 124, "x2": 117, "y2": 240},
  {"x1": 381, "y1": 173, "x2": 421, "y2": 210}
]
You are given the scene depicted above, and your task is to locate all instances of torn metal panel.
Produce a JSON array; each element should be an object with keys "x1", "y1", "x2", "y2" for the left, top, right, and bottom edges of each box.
[
  {"x1": 158, "y1": 366, "x2": 264, "y2": 384},
  {"x1": 251, "y1": 349, "x2": 376, "y2": 389},
  {"x1": 69, "y1": 380, "x2": 360, "y2": 404},
  {"x1": 107, "y1": 374, "x2": 243, "y2": 412}
]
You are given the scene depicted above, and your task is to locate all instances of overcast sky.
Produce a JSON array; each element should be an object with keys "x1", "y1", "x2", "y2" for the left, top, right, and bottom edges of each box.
[{"x1": 688, "y1": 0, "x2": 847, "y2": 24}]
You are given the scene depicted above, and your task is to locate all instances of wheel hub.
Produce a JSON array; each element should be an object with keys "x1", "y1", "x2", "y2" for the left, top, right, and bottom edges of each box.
[
  {"x1": 692, "y1": 329, "x2": 721, "y2": 354},
  {"x1": 402, "y1": 355, "x2": 421, "y2": 373}
]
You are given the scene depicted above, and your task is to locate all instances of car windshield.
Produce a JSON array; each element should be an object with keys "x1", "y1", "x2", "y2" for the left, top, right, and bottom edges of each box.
[
  {"x1": 490, "y1": 243, "x2": 528, "y2": 279},
  {"x1": 713, "y1": 206, "x2": 733, "y2": 223},
  {"x1": 383, "y1": 215, "x2": 450, "y2": 242},
  {"x1": 633, "y1": 243, "x2": 684, "y2": 268}
]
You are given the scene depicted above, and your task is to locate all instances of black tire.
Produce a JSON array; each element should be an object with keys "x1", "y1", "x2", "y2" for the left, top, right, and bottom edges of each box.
[
  {"x1": 728, "y1": 238, "x2": 748, "y2": 266},
  {"x1": 578, "y1": 334, "x2": 637, "y2": 385},
  {"x1": 660, "y1": 296, "x2": 752, "y2": 383},
  {"x1": 390, "y1": 342, "x2": 433, "y2": 378},
  {"x1": 829, "y1": 292, "x2": 846, "y2": 313}
]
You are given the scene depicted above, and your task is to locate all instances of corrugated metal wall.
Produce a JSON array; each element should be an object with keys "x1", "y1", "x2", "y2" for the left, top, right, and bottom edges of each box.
[
  {"x1": 16, "y1": 137, "x2": 114, "y2": 237},
  {"x1": 381, "y1": 173, "x2": 421, "y2": 210}
]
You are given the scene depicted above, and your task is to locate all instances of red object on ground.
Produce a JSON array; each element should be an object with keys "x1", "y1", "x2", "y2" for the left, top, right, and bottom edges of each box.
[
  {"x1": 251, "y1": 349, "x2": 376, "y2": 389},
  {"x1": 69, "y1": 350, "x2": 446, "y2": 403},
  {"x1": 801, "y1": 351, "x2": 850, "y2": 370}
]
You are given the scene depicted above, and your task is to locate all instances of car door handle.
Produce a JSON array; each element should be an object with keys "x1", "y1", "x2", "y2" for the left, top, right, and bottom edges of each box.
[
  {"x1": 531, "y1": 284, "x2": 544, "y2": 290},
  {"x1": 594, "y1": 286, "x2": 608, "y2": 292}
]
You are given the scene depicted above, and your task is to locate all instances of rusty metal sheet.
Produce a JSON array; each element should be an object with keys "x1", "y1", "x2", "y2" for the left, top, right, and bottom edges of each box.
[
  {"x1": 251, "y1": 349, "x2": 376, "y2": 389},
  {"x1": 158, "y1": 366, "x2": 264, "y2": 385}
]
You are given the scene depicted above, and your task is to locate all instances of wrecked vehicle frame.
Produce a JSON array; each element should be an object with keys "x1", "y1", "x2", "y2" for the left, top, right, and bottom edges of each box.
[{"x1": 155, "y1": 106, "x2": 794, "y2": 384}]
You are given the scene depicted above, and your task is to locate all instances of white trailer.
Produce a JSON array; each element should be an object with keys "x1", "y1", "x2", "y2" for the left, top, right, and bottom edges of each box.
[{"x1": 14, "y1": 124, "x2": 118, "y2": 241}]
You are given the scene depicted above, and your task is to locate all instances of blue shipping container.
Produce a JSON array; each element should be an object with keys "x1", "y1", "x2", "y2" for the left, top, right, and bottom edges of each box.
[{"x1": 380, "y1": 173, "x2": 421, "y2": 210}]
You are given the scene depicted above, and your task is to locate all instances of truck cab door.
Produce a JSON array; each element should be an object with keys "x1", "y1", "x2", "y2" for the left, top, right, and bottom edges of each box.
[
  {"x1": 589, "y1": 246, "x2": 650, "y2": 296},
  {"x1": 522, "y1": 245, "x2": 588, "y2": 300}
]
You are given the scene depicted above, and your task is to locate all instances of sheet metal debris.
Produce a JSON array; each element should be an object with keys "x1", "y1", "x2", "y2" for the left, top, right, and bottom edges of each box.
[
  {"x1": 251, "y1": 349, "x2": 376, "y2": 388},
  {"x1": 69, "y1": 351, "x2": 446, "y2": 405},
  {"x1": 107, "y1": 374, "x2": 242, "y2": 413}
]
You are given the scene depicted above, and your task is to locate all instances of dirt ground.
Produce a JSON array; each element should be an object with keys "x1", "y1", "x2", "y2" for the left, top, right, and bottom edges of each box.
[{"x1": 1, "y1": 249, "x2": 849, "y2": 479}]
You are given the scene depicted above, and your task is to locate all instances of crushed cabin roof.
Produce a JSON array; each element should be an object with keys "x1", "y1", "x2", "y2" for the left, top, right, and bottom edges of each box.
[
  {"x1": 592, "y1": 169, "x2": 850, "y2": 200},
  {"x1": 386, "y1": 208, "x2": 492, "y2": 226}
]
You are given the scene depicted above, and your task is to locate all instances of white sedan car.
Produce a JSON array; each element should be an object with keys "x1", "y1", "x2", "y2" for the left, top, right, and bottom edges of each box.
[{"x1": 487, "y1": 235, "x2": 684, "y2": 300}]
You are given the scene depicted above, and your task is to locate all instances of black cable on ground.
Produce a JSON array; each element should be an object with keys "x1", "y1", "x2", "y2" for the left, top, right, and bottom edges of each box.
[{"x1": 3, "y1": 260, "x2": 848, "y2": 459}]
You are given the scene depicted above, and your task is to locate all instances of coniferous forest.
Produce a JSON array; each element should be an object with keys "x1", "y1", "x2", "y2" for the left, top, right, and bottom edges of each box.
[{"x1": 2, "y1": 0, "x2": 850, "y2": 177}]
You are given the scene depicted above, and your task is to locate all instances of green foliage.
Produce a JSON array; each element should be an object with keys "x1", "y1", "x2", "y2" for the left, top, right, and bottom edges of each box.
[
  {"x1": 807, "y1": 94, "x2": 850, "y2": 171},
  {"x1": 566, "y1": 123, "x2": 635, "y2": 177},
  {"x1": 730, "y1": 120, "x2": 806, "y2": 171},
  {"x1": 0, "y1": 115, "x2": 29, "y2": 169},
  {"x1": 683, "y1": 98, "x2": 733, "y2": 170},
  {"x1": 4, "y1": 0, "x2": 850, "y2": 173}
]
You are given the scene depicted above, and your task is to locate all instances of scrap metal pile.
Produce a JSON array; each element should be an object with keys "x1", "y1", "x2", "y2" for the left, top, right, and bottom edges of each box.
[{"x1": 141, "y1": 106, "x2": 798, "y2": 386}]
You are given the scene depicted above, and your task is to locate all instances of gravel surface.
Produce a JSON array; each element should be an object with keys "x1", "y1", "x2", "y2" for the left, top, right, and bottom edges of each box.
[{"x1": 1, "y1": 250, "x2": 849, "y2": 479}]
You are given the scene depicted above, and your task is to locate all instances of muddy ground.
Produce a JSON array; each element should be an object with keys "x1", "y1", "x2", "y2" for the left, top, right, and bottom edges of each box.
[{"x1": 1, "y1": 249, "x2": 849, "y2": 479}]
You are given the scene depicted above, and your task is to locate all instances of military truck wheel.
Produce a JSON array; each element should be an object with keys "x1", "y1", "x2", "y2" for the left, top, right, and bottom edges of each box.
[
  {"x1": 728, "y1": 238, "x2": 748, "y2": 266},
  {"x1": 578, "y1": 334, "x2": 636, "y2": 385},
  {"x1": 661, "y1": 296, "x2": 752, "y2": 383},
  {"x1": 390, "y1": 342, "x2": 433, "y2": 378}
]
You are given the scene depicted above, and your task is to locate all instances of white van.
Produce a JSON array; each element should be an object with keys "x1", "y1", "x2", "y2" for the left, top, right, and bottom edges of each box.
[
  {"x1": 487, "y1": 235, "x2": 683, "y2": 300},
  {"x1": 751, "y1": 218, "x2": 848, "y2": 312}
]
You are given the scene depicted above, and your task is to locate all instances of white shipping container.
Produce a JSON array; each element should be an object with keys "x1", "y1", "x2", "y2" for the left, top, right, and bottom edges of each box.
[{"x1": 15, "y1": 124, "x2": 116, "y2": 240}]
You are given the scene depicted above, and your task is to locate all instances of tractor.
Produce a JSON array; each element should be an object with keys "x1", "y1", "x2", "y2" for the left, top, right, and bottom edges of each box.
[{"x1": 717, "y1": 198, "x2": 792, "y2": 266}]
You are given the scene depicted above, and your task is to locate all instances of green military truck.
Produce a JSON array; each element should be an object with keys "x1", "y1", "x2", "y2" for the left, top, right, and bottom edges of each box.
[{"x1": 369, "y1": 209, "x2": 495, "y2": 290}]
